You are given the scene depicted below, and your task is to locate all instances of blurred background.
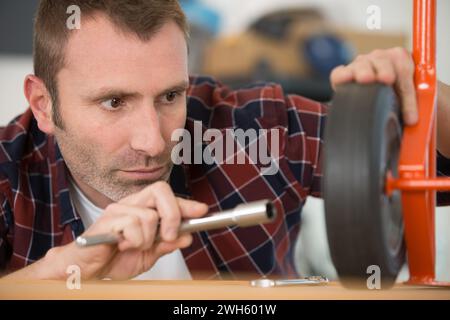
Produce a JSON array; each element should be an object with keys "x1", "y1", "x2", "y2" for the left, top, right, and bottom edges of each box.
[{"x1": 0, "y1": 0, "x2": 449, "y2": 282}]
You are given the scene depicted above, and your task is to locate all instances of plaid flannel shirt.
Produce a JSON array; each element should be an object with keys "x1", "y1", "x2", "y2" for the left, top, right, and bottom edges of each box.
[
  {"x1": 2, "y1": 75, "x2": 447, "y2": 279},
  {"x1": 1, "y1": 75, "x2": 326, "y2": 279}
]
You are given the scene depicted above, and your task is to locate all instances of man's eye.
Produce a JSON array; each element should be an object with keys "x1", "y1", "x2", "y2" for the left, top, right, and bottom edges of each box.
[
  {"x1": 163, "y1": 91, "x2": 180, "y2": 104},
  {"x1": 101, "y1": 97, "x2": 124, "y2": 110}
]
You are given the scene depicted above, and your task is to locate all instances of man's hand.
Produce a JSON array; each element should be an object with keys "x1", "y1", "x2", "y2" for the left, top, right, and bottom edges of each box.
[
  {"x1": 330, "y1": 47, "x2": 418, "y2": 125},
  {"x1": 35, "y1": 181, "x2": 208, "y2": 280}
]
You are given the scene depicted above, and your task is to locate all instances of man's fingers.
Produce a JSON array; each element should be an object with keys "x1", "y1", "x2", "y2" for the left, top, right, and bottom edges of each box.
[
  {"x1": 395, "y1": 79, "x2": 418, "y2": 125},
  {"x1": 118, "y1": 183, "x2": 157, "y2": 207},
  {"x1": 138, "y1": 234, "x2": 194, "y2": 273},
  {"x1": 330, "y1": 65, "x2": 354, "y2": 90},
  {"x1": 151, "y1": 182, "x2": 182, "y2": 242},
  {"x1": 119, "y1": 181, "x2": 208, "y2": 241},
  {"x1": 106, "y1": 215, "x2": 145, "y2": 251},
  {"x1": 370, "y1": 57, "x2": 396, "y2": 85},
  {"x1": 105, "y1": 203, "x2": 159, "y2": 250},
  {"x1": 391, "y1": 48, "x2": 418, "y2": 125},
  {"x1": 177, "y1": 198, "x2": 209, "y2": 218},
  {"x1": 117, "y1": 180, "x2": 209, "y2": 242},
  {"x1": 349, "y1": 58, "x2": 377, "y2": 83},
  {"x1": 330, "y1": 47, "x2": 418, "y2": 126},
  {"x1": 153, "y1": 234, "x2": 193, "y2": 257},
  {"x1": 119, "y1": 181, "x2": 182, "y2": 242}
]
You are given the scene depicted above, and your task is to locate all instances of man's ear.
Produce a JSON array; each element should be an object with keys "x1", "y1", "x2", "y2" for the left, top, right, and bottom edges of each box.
[{"x1": 24, "y1": 74, "x2": 55, "y2": 134}]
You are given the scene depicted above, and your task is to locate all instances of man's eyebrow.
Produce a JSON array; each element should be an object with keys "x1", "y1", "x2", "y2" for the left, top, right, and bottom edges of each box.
[
  {"x1": 155, "y1": 80, "x2": 190, "y2": 97},
  {"x1": 84, "y1": 88, "x2": 141, "y2": 102},
  {"x1": 84, "y1": 81, "x2": 189, "y2": 102}
]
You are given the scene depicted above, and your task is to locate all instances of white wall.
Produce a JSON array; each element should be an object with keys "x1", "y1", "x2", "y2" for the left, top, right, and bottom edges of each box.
[{"x1": 0, "y1": 55, "x2": 32, "y2": 125}]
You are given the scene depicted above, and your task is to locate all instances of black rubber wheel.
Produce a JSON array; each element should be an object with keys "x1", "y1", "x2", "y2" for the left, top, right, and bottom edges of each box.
[{"x1": 323, "y1": 83, "x2": 406, "y2": 289}]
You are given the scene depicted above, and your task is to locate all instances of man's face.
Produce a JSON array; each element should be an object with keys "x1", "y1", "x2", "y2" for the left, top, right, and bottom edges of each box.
[{"x1": 53, "y1": 15, "x2": 189, "y2": 202}]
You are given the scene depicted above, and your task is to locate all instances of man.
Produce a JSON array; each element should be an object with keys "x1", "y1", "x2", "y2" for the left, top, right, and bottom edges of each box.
[{"x1": 0, "y1": 0, "x2": 449, "y2": 280}]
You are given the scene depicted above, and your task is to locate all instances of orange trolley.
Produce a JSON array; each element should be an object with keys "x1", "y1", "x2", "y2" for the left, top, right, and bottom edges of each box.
[{"x1": 323, "y1": 0, "x2": 449, "y2": 288}]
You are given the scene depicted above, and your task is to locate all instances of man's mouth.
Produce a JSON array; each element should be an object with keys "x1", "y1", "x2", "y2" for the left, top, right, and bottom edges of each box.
[{"x1": 119, "y1": 166, "x2": 166, "y2": 180}]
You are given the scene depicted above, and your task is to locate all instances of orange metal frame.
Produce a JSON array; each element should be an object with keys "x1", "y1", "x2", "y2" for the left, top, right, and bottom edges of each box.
[{"x1": 385, "y1": 0, "x2": 450, "y2": 286}]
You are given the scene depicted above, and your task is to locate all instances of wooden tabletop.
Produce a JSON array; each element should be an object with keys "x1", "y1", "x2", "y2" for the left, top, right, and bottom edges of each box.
[{"x1": 0, "y1": 280, "x2": 449, "y2": 300}]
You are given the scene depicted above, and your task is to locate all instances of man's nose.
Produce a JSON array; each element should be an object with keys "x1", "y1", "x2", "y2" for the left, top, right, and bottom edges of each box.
[{"x1": 129, "y1": 104, "x2": 166, "y2": 157}]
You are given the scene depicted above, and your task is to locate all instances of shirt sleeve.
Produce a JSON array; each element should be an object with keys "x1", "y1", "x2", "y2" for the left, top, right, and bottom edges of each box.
[
  {"x1": 283, "y1": 94, "x2": 328, "y2": 198},
  {"x1": 0, "y1": 192, "x2": 11, "y2": 272},
  {"x1": 437, "y1": 151, "x2": 450, "y2": 206},
  {"x1": 187, "y1": 75, "x2": 328, "y2": 198}
]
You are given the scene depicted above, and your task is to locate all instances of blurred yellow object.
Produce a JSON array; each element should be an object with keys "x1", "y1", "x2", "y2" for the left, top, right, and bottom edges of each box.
[{"x1": 202, "y1": 15, "x2": 405, "y2": 80}]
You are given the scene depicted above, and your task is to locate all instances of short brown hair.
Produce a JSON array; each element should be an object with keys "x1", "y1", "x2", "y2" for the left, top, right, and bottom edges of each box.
[{"x1": 33, "y1": 0, "x2": 189, "y2": 128}]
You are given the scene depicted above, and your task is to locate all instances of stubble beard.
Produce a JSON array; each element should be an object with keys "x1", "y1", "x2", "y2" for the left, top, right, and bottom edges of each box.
[{"x1": 54, "y1": 127, "x2": 174, "y2": 202}]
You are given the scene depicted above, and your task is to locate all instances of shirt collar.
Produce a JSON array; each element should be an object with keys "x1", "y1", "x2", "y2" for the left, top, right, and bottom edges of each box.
[{"x1": 47, "y1": 135, "x2": 83, "y2": 229}]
